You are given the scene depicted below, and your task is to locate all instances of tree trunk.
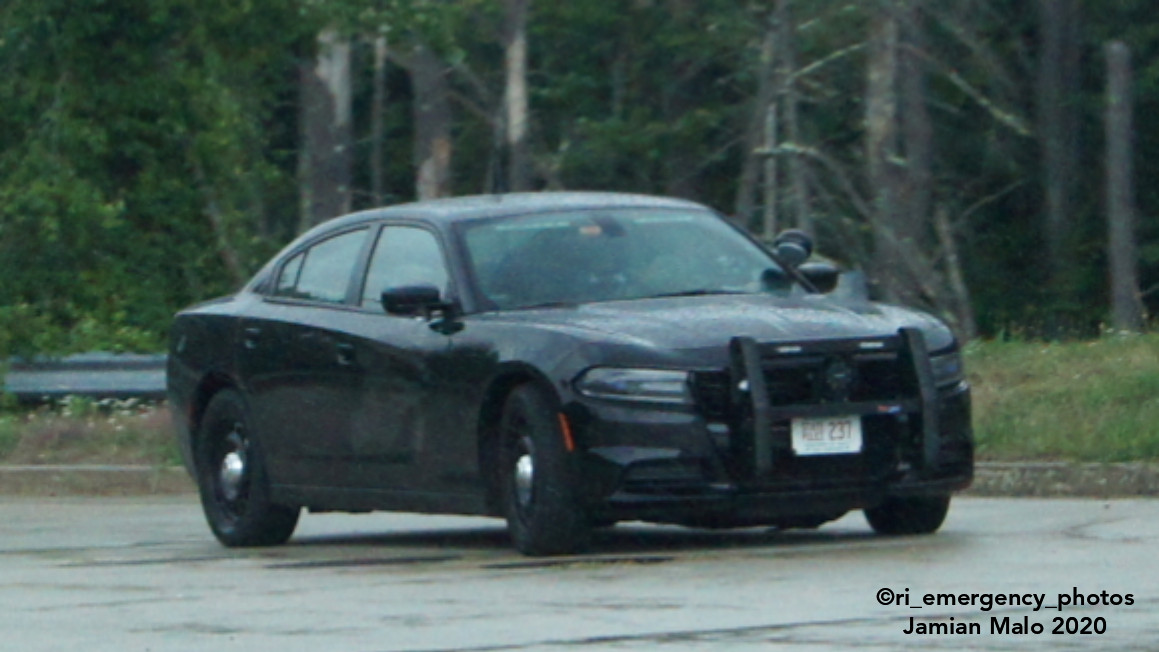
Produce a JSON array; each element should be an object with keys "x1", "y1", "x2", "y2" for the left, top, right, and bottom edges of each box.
[
  {"x1": 503, "y1": 0, "x2": 532, "y2": 192},
  {"x1": 775, "y1": 0, "x2": 810, "y2": 234},
  {"x1": 412, "y1": 42, "x2": 453, "y2": 200},
  {"x1": 1036, "y1": 0, "x2": 1082, "y2": 291},
  {"x1": 298, "y1": 27, "x2": 353, "y2": 232},
  {"x1": 762, "y1": 102, "x2": 778, "y2": 238},
  {"x1": 190, "y1": 156, "x2": 247, "y2": 286},
  {"x1": 370, "y1": 35, "x2": 389, "y2": 206},
  {"x1": 1105, "y1": 41, "x2": 1145, "y2": 332},
  {"x1": 865, "y1": 3, "x2": 903, "y2": 302},
  {"x1": 896, "y1": 1, "x2": 956, "y2": 319},
  {"x1": 899, "y1": 1, "x2": 933, "y2": 253},
  {"x1": 935, "y1": 207, "x2": 977, "y2": 340},
  {"x1": 735, "y1": 14, "x2": 777, "y2": 226}
]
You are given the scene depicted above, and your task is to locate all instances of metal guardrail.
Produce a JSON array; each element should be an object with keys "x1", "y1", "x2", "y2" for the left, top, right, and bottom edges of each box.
[{"x1": 3, "y1": 352, "x2": 167, "y2": 402}]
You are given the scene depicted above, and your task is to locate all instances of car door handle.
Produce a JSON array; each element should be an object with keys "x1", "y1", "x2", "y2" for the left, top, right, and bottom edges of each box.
[
  {"x1": 336, "y1": 342, "x2": 356, "y2": 366},
  {"x1": 243, "y1": 327, "x2": 262, "y2": 350}
]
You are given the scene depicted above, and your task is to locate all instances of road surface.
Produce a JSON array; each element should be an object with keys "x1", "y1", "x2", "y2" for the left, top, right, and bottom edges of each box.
[{"x1": 0, "y1": 496, "x2": 1155, "y2": 651}]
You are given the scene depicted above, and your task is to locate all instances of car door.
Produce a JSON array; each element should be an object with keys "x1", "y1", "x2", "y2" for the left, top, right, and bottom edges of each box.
[
  {"x1": 239, "y1": 227, "x2": 372, "y2": 488},
  {"x1": 339, "y1": 224, "x2": 471, "y2": 494}
]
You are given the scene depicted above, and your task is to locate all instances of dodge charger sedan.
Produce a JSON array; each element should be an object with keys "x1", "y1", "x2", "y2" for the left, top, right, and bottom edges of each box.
[{"x1": 168, "y1": 191, "x2": 973, "y2": 555}]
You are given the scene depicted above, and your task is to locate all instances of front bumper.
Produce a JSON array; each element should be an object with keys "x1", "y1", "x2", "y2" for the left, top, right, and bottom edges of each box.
[{"x1": 566, "y1": 332, "x2": 974, "y2": 526}]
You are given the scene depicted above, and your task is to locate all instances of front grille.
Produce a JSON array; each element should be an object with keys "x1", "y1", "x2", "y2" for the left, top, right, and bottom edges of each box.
[
  {"x1": 691, "y1": 349, "x2": 909, "y2": 414},
  {"x1": 691, "y1": 335, "x2": 921, "y2": 488},
  {"x1": 849, "y1": 354, "x2": 908, "y2": 401},
  {"x1": 689, "y1": 371, "x2": 730, "y2": 419},
  {"x1": 764, "y1": 361, "x2": 818, "y2": 404}
]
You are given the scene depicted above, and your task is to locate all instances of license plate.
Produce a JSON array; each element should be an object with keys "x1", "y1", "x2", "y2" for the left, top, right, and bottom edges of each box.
[{"x1": 791, "y1": 416, "x2": 862, "y2": 456}]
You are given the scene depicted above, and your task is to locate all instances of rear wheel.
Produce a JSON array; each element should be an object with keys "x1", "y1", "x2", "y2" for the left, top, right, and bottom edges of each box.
[
  {"x1": 864, "y1": 495, "x2": 950, "y2": 535},
  {"x1": 499, "y1": 385, "x2": 591, "y2": 556},
  {"x1": 195, "y1": 390, "x2": 299, "y2": 547}
]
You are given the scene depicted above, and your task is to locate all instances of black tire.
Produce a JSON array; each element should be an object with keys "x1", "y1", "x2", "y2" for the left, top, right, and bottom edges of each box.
[
  {"x1": 864, "y1": 494, "x2": 951, "y2": 535},
  {"x1": 499, "y1": 385, "x2": 592, "y2": 556},
  {"x1": 195, "y1": 390, "x2": 299, "y2": 547}
]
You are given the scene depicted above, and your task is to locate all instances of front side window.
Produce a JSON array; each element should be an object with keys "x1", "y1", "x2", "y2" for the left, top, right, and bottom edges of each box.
[
  {"x1": 361, "y1": 226, "x2": 450, "y2": 308},
  {"x1": 273, "y1": 228, "x2": 368, "y2": 303}
]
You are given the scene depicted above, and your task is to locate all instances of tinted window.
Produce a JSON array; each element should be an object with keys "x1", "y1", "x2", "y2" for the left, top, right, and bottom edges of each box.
[
  {"x1": 362, "y1": 227, "x2": 449, "y2": 308},
  {"x1": 275, "y1": 229, "x2": 368, "y2": 303},
  {"x1": 461, "y1": 209, "x2": 781, "y2": 309},
  {"x1": 275, "y1": 252, "x2": 304, "y2": 295}
]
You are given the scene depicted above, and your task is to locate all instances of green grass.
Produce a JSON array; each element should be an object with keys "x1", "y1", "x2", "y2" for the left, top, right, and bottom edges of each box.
[
  {"x1": 967, "y1": 334, "x2": 1159, "y2": 462},
  {"x1": 1, "y1": 335, "x2": 1157, "y2": 466}
]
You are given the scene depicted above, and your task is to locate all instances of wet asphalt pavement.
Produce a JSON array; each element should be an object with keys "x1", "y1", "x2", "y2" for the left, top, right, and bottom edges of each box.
[{"x1": 1, "y1": 496, "x2": 1156, "y2": 651}]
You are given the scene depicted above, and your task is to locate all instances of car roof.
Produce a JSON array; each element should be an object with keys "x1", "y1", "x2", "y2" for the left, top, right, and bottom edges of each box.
[
  {"x1": 246, "y1": 191, "x2": 718, "y2": 295},
  {"x1": 303, "y1": 191, "x2": 711, "y2": 237}
]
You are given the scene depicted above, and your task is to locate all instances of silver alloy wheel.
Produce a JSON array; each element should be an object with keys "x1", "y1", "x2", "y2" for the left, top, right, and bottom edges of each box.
[
  {"x1": 514, "y1": 448, "x2": 534, "y2": 509},
  {"x1": 219, "y1": 429, "x2": 248, "y2": 504},
  {"x1": 220, "y1": 451, "x2": 246, "y2": 501}
]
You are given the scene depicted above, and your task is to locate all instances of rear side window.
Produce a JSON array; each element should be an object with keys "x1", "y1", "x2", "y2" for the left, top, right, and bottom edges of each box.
[
  {"x1": 273, "y1": 228, "x2": 368, "y2": 303},
  {"x1": 275, "y1": 252, "x2": 304, "y2": 295}
]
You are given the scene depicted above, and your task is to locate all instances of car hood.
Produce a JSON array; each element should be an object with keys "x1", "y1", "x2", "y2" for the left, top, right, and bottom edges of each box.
[{"x1": 479, "y1": 294, "x2": 955, "y2": 354}]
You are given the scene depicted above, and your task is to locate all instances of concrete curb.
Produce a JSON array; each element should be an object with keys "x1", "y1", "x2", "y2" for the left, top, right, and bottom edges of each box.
[
  {"x1": 2, "y1": 462, "x2": 1158, "y2": 498},
  {"x1": 966, "y1": 461, "x2": 1159, "y2": 498}
]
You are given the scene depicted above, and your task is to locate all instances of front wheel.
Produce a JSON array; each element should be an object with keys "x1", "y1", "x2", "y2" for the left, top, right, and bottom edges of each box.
[
  {"x1": 864, "y1": 494, "x2": 951, "y2": 535},
  {"x1": 195, "y1": 390, "x2": 299, "y2": 547},
  {"x1": 499, "y1": 385, "x2": 591, "y2": 556}
]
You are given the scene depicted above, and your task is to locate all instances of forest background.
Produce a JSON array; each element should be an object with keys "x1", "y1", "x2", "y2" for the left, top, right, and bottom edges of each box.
[{"x1": 1, "y1": 0, "x2": 1156, "y2": 357}]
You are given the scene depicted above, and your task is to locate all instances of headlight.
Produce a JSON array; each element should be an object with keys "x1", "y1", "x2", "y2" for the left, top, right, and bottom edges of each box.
[
  {"x1": 930, "y1": 350, "x2": 965, "y2": 387},
  {"x1": 574, "y1": 368, "x2": 691, "y2": 404}
]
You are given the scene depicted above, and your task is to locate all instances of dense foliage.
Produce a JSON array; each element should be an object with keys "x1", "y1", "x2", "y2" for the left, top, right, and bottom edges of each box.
[{"x1": 0, "y1": 0, "x2": 1155, "y2": 355}]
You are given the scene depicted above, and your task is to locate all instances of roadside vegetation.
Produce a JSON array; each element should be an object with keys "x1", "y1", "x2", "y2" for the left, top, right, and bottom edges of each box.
[
  {"x1": 3, "y1": 1, "x2": 1159, "y2": 358},
  {"x1": 967, "y1": 333, "x2": 1159, "y2": 463},
  {"x1": 1, "y1": 334, "x2": 1157, "y2": 466},
  {"x1": 0, "y1": 397, "x2": 178, "y2": 467}
]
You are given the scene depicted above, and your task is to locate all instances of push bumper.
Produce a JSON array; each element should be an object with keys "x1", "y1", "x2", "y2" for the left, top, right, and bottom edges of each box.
[{"x1": 568, "y1": 330, "x2": 974, "y2": 525}]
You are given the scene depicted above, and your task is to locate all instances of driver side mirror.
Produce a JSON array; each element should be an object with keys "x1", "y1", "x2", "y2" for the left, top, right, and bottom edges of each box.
[
  {"x1": 381, "y1": 285, "x2": 443, "y2": 316},
  {"x1": 799, "y1": 262, "x2": 840, "y2": 294},
  {"x1": 381, "y1": 285, "x2": 463, "y2": 334}
]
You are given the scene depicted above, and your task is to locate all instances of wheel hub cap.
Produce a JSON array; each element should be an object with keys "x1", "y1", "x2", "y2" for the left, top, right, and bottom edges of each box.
[
  {"x1": 220, "y1": 450, "x2": 246, "y2": 502},
  {"x1": 515, "y1": 453, "x2": 534, "y2": 508}
]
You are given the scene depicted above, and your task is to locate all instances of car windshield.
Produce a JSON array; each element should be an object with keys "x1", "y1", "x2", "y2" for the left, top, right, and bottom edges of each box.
[{"x1": 459, "y1": 208, "x2": 785, "y2": 310}]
